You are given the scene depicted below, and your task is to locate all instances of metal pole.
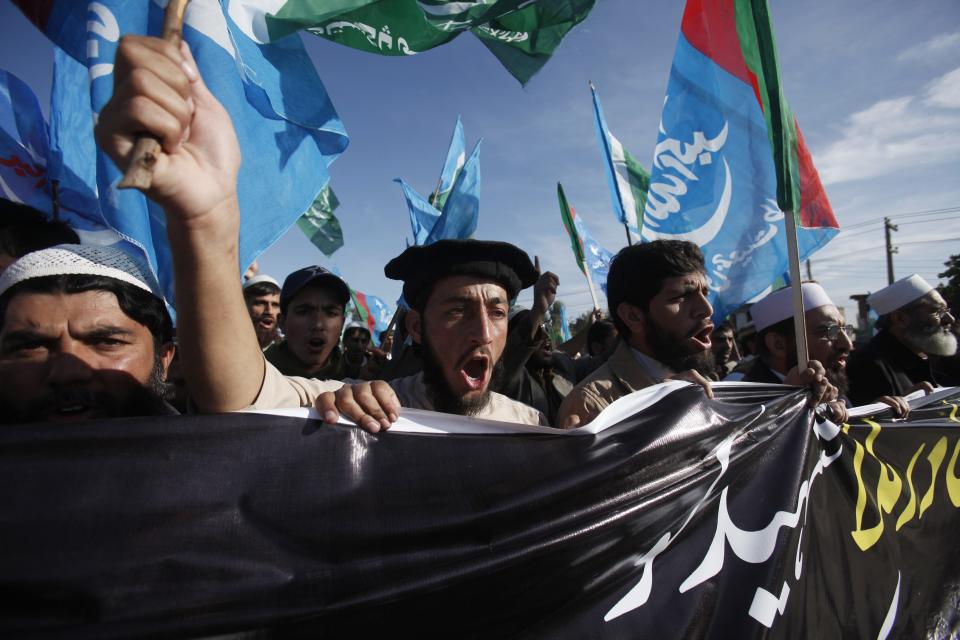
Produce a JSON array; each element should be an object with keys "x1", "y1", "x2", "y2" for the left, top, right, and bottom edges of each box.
[
  {"x1": 805, "y1": 258, "x2": 812, "y2": 281},
  {"x1": 783, "y1": 209, "x2": 809, "y2": 370},
  {"x1": 624, "y1": 224, "x2": 633, "y2": 246},
  {"x1": 884, "y1": 217, "x2": 898, "y2": 285}
]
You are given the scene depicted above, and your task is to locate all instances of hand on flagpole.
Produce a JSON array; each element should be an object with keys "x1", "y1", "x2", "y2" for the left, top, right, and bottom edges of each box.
[
  {"x1": 96, "y1": 36, "x2": 241, "y2": 229},
  {"x1": 783, "y1": 360, "x2": 838, "y2": 407}
]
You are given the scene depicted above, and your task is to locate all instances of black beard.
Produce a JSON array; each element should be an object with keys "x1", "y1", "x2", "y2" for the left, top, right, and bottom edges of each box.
[
  {"x1": 644, "y1": 316, "x2": 715, "y2": 376},
  {"x1": 0, "y1": 354, "x2": 171, "y2": 425},
  {"x1": 420, "y1": 334, "x2": 504, "y2": 417}
]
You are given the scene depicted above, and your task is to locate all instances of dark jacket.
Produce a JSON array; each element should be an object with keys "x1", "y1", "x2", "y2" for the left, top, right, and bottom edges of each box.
[
  {"x1": 847, "y1": 331, "x2": 937, "y2": 405},
  {"x1": 740, "y1": 358, "x2": 785, "y2": 384}
]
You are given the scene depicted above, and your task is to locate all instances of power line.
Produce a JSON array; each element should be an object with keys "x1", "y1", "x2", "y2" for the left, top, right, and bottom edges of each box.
[
  {"x1": 839, "y1": 206, "x2": 960, "y2": 230},
  {"x1": 814, "y1": 237, "x2": 960, "y2": 262}
]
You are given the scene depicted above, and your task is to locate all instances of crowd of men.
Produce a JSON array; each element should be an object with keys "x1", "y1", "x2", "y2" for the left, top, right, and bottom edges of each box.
[{"x1": 0, "y1": 35, "x2": 957, "y2": 431}]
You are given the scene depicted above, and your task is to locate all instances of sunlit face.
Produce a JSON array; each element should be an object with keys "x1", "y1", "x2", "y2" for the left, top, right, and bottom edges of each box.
[
  {"x1": 410, "y1": 276, "x2": 509, "y2": 407},
  {"x1": 901, "y1": 291, "x2": 957, "y2": 356},
  {"x1": 621, "y1": 272, "x2": 714, "y2": 372},
  {"x1": 806, "y1": 305, "x2": 853, "y2": 375},
  {"x1": 0, "y1": 289, "x2": 173, "y2": 423},
  {"x1": 278, "y1": 285, "x2": 345, "y2": 373},
  {"x1": 245, "y1": 290, "x2": 280, "y2": 349}
]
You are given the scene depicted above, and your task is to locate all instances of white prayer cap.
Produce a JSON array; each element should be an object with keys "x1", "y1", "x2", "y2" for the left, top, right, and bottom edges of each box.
[
  {"x1": 243, "y1": 274, "x2": 280, "y2": 290},
  {"x1": 343, "y1": 320, "x2": 370, "y2": 336},
  {"x1": 750, "y1": 282, "x2": 834, "y2": 331},
  {"x1": 867, "y1": 274, "x2": 934, "y2": 315},
  {"x1": 0, "y1": 244, "x2": 161, "y2": 299}
]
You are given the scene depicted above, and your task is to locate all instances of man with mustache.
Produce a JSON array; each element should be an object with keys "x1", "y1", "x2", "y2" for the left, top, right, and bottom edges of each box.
[
  {"x1": 848, "y1": 274, "x2": 956, "y2": 405},
  {"x1": 345, "y1": 239, "x2": 547, "y2": 425},
  {"x1": 242, "y1": 275, "x2": 281, "y2": 350},
  {"x1": 0, "y1": 244, "x2": 176, "y2": 424},
  {"x1": 556, "y1": 242, "x2": 838, "y2": 428}
]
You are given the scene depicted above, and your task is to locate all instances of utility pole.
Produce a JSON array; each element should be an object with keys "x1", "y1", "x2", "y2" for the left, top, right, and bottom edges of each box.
[{"x1": 884, "y1": 217, "x2": 898, "y2": 285}]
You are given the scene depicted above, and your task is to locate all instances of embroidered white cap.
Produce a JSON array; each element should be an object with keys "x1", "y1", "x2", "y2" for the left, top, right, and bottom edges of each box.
[
  {"x1": 750, "y1": 282, "x2": 834, "y2": 331},
  {"x1": 0, "y1": 244, "x2": 161, "y2": 299},
  {"x1": 242, "y1": 274, "x2": 280, "y2": 290},
  {"x1": 867, "y1": 274, "x2": 934, "y2": 315}
]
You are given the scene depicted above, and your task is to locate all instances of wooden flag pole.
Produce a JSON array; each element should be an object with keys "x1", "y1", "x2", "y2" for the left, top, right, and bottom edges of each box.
[
  {"x1": 118, "y1": 0, "x2": 191, "y2": 190},
  {"x1": 783, "y1": 208, "x2": 809, "y2": 370}
]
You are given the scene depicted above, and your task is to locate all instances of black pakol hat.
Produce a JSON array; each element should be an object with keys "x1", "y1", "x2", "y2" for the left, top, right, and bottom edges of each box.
[{"x1": 385, "y1": 239, "x2": 537, "y2": 306}]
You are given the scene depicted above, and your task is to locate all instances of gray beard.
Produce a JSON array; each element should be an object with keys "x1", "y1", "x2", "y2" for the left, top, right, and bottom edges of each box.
[{"x1": 904, "y1": 326, "x2": 958, "y2": 357}]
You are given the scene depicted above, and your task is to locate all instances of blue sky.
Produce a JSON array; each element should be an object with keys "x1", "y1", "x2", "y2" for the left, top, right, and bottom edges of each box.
[{"x1": 2, "y1": 0, "x2": 959, "y2": 322}]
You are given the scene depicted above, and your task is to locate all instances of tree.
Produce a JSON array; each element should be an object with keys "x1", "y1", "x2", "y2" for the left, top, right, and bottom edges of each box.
[
  {"x1": 938, "y1": 253, "x2": 960, "y2": 312},
  {"x1": 568, "y1": 309, "x2": 594, "y2": 336}
]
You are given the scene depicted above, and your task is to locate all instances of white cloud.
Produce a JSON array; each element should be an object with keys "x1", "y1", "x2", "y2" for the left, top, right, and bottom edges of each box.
[
  {"x1": 925, "y1": 67, "x2": 960, "y2": 108},
  {"x1": 896, "y1": 32, "x2": 960, "y2": 63},
  {"x1": 814, "y1": 68, "x2": 960, "y2": 185}
]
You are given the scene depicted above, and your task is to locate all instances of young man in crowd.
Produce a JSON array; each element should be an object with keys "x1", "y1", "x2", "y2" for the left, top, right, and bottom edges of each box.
[
  {"x1": 556, "y1": 242, "x2": 838, "y2": 428},
  {"x1": 709, "y1": 322, "x2": 739, "y2": 380},
  {"x1": 242, "y1": 274, "x2": 281, "y2": 350},
  {"x1": 264, "y1": 266, "x2": 350, "y2": 380},
  {"x1": 0, "y1": 244, "x2": 176, "y2": 423},
  {"x1": 848, "y1": 274, "x2": 956, "y2": 405},
  {"x1": 342, "y1": 321, "x2": 372, "y2": 379}
]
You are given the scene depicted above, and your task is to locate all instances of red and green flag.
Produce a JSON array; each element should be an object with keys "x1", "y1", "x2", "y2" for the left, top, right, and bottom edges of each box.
[
  {"x1": 348, "y1": 288, "x2": 394, "y2": 346},
  {"x1": 641, "y1": 0, "x2": 839, "y2": 322}
]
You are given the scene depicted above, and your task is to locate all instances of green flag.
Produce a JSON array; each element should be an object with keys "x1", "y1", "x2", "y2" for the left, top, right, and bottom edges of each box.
[
  {"x1": 296, "y1": 186, "x2": 344, "y2": 258},
  {"x1": 557, "y1": 183, "x2": 585, "y2": 274},
  {"x1": 238, "y1": 0, "x2": 596, "y2": 85}
]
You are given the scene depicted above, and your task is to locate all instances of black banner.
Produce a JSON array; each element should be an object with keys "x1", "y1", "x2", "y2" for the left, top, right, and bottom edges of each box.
[{"x1": 2, "y1": 385, "x2": 960, "y2": 638}]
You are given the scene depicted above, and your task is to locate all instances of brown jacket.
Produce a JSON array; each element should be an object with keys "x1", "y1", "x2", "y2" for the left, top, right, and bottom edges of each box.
[{"x1": 556, "y1": 341, "x2": 657, "y2": 428}]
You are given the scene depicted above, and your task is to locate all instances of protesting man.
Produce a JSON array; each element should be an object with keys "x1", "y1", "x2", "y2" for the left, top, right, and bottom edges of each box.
[
  {"x1": 264, "y1": 266, "x2": 349, "y2": 380},
  {"x1": 556, "y1": 241, "x2": 837, "y2": 428},
  {"x1": 0, "y1": 244, "x2": 176, "y2": 423},
  {"x1": 242, "y1": 274, "x2": 281, "y2": 350},
  {"x1": 319, "y1": 239, "x2": 547, "y2": 427},
  {"x1": 848, "y1": 275, "x2": 956, "y2": 405}
]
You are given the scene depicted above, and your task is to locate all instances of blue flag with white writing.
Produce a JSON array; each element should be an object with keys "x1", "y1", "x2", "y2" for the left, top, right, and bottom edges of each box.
[
  {"x1": 643, "y1": 4, "x2": 838, "y2": 323},
  {"x1": 21, "y1": 0, "x2": 348, "y2": 307}
]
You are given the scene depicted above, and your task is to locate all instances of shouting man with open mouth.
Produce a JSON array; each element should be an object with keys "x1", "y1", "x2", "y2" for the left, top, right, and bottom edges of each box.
[{"x1": 376, "y1": 239, "x2": 547, "y2": 424}]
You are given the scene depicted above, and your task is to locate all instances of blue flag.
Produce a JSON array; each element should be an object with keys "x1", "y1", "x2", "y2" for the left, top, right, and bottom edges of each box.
[
  {"x1": 642, "y1": 2, "x2": 837, "y2": 322},
  {"x1": 24, "y1": 1, "x2": 348, "y2": 307},
  {"x1": 0, "y1": 61, "x2": 130, "y2": 251},
  {"x1": 0, "y1": 69, "x2": 49, "y2": 212},
  {"x1": 425, "y1": 141, "x2": 481, "y2": 244},
  {"x1": 396, "y1": 178, "x2": 441, "y2": 246},
  {"x1": 590, "y1": 82, "x2": 649, "y2": 238},
  {"x1": 572, "y1": 211, "x2": 615, "y2": 295},
  {"x1": 397, "y1": 118, "x2": 480, "y2": 246},
  {"x1": 430, "y1": 115, "x2": 466, "y2": 212}
]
